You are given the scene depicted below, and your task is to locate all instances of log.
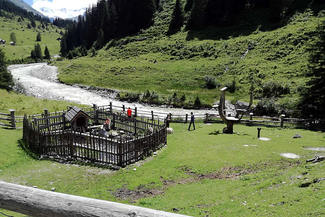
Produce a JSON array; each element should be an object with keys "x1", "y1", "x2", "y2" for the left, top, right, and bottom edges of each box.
[{"x1": 0, "y1": 181, "x2": 190, "y2": 217}]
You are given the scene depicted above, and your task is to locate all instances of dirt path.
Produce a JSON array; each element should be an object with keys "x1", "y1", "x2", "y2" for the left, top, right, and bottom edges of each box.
[{"x1": 8, "y1": 63, "x2": 218, "y2": 118}]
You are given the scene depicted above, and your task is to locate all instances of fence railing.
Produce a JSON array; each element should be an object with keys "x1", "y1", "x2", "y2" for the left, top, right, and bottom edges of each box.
[
  {"x1": 3, "y1": 101, "x2": 324, "y2": 130},
  {"x1": 23, "y1": 108, "x2": 167, "y2": 167},
  {"x1": 0, "y1": 110, "x2": 23, "y2": 129}
]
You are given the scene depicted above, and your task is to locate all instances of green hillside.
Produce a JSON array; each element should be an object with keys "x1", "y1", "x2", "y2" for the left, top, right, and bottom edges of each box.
[
  {"x1": 0, "y1": 15, "x2": 62, "y2": 60},
  {"x1": 55, "y1": 1, "x2": 325, "y2": 114}
]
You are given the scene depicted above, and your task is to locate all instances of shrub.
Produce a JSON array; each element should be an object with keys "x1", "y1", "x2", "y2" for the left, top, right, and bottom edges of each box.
[
  {"x1": 194, "y1": 96, "x2": 201, "y2": 108},
  {"x1": 204, "y1": 76, "x2": 216, "y2": 89},
  {"x1": 254, "y1": 98, "x2": 278, "y2": 116},
  {"x1": 262, "y1": 80, "x2": 290, "y2": 98}
]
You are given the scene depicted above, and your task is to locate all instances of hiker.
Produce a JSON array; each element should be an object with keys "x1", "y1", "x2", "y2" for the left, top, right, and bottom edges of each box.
[
  {"x1": 127, "y1": 107, "x2": 132, "y2": 118},
  {"x1": 188, "y1": 112, "x2": 195, "y2": 131},
  {"x1": 166, "y1": 113, "x2": 172, "y2": 128},
  {"x1": 103, "y1": 118, "x2": 111, "y2": 131}
]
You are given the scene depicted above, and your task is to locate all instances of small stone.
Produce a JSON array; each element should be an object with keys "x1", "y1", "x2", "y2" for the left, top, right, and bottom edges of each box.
[
  {"x1": 51, "y1": 187, "x2": 56, "y2": 192},
  {"x1": 133, "y1": 168, "x2": 137, "y2": 171},
  {"x1": 33, "y1": 186, "x2": 38, "y2": 188},
  {"x1": 172, "y1": 208, "x2": 179, "y2": 212},
  {"x1": 153, "y1": 152, "x2": 157, "y2": 156},
  {"x1": 293, "y1": 134, "x2": 302, "y2": 139}
]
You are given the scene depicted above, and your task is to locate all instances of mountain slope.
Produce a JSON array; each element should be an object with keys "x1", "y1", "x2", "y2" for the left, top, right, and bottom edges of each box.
[{"x1": 8, "y1": 0, "x2": 44, "y2": 17}]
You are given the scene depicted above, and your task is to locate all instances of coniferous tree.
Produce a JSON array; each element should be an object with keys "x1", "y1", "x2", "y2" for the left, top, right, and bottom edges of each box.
[
  {"x1": 300, "y1": 21, "x2": 325, "y2": 121},
  {"x1": 167, "y1": 0, "x2": 184, "y2": 35},
  {"x1": 10, "y1": 32, "x2": 16, "y2": 43},
  {"x1": 186, "y1": 0, "x2": 209, "y2": 30},
  {"x1": 36, "y1": 32, "x2": 41, "y2": 41},
  {"x1": 0, "y1": 49, "x2": 13, "y2": 91},
  {"x1": 34, "y1": 43, "x2": 42, "y2": 59},
  {"x1": 184, "y1": 0, "x2": 193, "y2": 12},
  {"x1": 44, "y1": 46, "x2": 50, "y2": 59}
]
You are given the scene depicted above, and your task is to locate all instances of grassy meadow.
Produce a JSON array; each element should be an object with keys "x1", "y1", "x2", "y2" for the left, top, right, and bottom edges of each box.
[
  {"x1": 0, "y1": 91, "x2": 325, "y2": 217},
  {"x1": 0, "y1": 16, "x2": 62, "y2": 60},
  {"x1": 56, "y1": 11, "x2": 325, "y2": 107}
]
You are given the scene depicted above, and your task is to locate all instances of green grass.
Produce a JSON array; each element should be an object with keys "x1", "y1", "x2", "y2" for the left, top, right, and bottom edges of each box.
[
  {"x1": 56, "y1": 10, "x2": 325, "y2": 107},
  {"x1": 0, "y1": 89, "x2": 80, "y2": 115},
  {"x1": 0, "y1": 93, "x2": 324, "y2": 216},
  {"x1": 0, "y1": 15, "x2": 62, "y2": 60}
]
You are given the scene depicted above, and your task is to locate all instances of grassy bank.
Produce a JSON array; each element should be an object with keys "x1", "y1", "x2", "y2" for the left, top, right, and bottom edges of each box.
[
  {"x1": 56, "y1": 11, "x2": 324, "y2": 108},
  {"x1": 0, "y1": 91, "x2": 324, "y2": 216},
  {"x1": 0, "y1": 16, "x2": 62, "y2": 60}
]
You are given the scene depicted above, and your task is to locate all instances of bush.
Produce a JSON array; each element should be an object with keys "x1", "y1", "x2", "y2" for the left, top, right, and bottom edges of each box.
[
  {"x1": 262, "y1": 80, "x2": 290, "y2": 98},
  {"x1": 225, "y1": 79, "x2": 237, "y2": 93},
  {"x1": 254, "y1": 98, "x2": 278, "y2": 116},
  {"x1": 204, "y1": 76, "x2": 217, "y2": 89},
  {"x1": 194, "y1": 96, "x2": 201, "y2": 108}
]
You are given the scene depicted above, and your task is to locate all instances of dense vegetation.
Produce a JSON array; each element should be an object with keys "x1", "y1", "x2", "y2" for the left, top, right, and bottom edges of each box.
[
  {"x1": 0, "y1": 48, "x2": 12, "y2": 90},
  {"x1": 300, "y1": 20, "x2": 325, "y2": 120},
  {"x1": 60, "y1": 0, "x2": 158, "y2": 56}
]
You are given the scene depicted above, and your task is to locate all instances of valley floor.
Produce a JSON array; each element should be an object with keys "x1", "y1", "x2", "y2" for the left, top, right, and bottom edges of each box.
[{"x1": 0, "y1": 94, "x2": 324, "y2": 216}]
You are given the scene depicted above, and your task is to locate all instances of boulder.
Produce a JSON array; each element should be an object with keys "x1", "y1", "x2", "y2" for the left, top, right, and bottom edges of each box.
[{"x1": 167, "y1": 128, "x2": 174, "y2": 134}]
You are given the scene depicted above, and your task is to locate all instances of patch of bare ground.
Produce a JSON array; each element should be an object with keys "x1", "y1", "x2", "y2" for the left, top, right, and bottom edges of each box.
[
  {"x1": 113, "y1": 184, "x2": 164, "y2": 201},
  {"x1": 113, "y1": 160, "x2": 301, "y2": 201}
]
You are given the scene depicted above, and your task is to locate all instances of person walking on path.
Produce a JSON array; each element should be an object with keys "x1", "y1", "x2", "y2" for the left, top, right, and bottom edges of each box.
[
  {"x1": 127, "y1": 107, "x2": 132, "y2": 118},
  {"x1": 188, "y1": 112, "x2": 195, "y2": 131}
]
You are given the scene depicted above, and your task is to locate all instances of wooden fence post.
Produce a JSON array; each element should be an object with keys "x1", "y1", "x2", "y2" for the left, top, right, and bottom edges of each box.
[
  {"x1": 250, "y1": 112, "x2": 253, "y2": 121},
  {"x1": 122, "y1": 105, "x2": 125, "y2": 112},
  {"x1": 44, "y1": 109, "x2": 49, "y2": 129},
  {"x1": 280, "y1": 114, "x2": 285, "y2": 128},
  {"x1": 62, "y1": 112, "x2": 66, "y2": 130},
  {"x1": 185, "y1": 114, "x2": 188, "y2": 123},
  {"x1": 93, "y1": 104, "x2": 98, "y2": 125},
  {"x1": 205, "y1": 113, "x2": 209, "y2": 123},
  {"x1": 151, "y1": 111, "x2": 154, "y2": 121},
  {"x1": 9, "y1": 109, "x2": 16, "y2": 129},
  {"x1": 110, "y1": 102, "x2": 113, "y2": 113},
  {"x1": 135, "y1": 107, "x2": 138, "y2": 117}
]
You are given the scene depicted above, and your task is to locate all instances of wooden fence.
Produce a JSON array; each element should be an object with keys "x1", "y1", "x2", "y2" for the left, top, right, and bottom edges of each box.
[
  {"x1": 0, "y1": 181, "x2": 191, "y2": 217},
  {"x1": 0, "y1": 110, "x2": 23, "y2": 129},
  {"x1": 23, "y1": 108, "x2": 167, "y2": 167}
]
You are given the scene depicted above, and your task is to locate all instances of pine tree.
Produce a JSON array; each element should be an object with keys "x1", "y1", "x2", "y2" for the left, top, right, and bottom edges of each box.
[
  {"x1": 186, "y1": 0, "x2": 209, "y2": 30},
  {"x1": 36, "y1": 32, "x2": 41, "y2": 41},
  {"x1": 34, "y1": 43, "x2": 42, "y2": 59},
  {"x1": 10, "y1": 32, "x2": 16, "y2": 44},
  {"x1": 44, "y1": 46, "x2": 50, "y2": 59},
  {"x1": 0, "y1": 49, "x2": 13, "y2": 91},
  {"x1": 300, "y1": 21, "x2": 325, "y2": 120},
  {"x1": 167, "y1": 0, "x2": 184, "y2": 35},
  {"x1": 184, "y1": 0, "x2": 193, "y2": 12}
]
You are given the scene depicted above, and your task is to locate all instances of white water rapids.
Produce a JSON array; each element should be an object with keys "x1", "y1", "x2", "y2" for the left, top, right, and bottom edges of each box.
[{"x1": 8, "y1": 63, "x2": 218, "y2": 118}]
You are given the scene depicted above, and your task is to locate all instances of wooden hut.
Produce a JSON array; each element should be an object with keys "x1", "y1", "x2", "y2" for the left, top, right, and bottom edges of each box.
[{"x1": 65, "y1": 107, "x2": 90, "y2": 132}]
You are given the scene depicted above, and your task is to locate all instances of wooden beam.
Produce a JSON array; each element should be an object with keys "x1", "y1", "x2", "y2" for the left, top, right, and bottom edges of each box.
[{"x1": 0, "y1": 181, "x2": 191, "y2": 217}]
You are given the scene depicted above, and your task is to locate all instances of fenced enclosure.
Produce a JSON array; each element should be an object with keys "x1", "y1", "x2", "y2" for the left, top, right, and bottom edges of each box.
[{"x1": 23, "y1": 107, "x2": 167, "y2": 167}]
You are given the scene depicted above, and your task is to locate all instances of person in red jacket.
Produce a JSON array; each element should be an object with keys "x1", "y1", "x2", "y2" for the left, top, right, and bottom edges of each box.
[{"x1": 127, "y1": 107, "x2": 132, "y2": 118}]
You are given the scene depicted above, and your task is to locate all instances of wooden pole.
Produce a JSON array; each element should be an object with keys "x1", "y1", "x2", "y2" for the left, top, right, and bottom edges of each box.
[
  {"x1": 135, "y1": 107, "x2": 137, "y2": 117},
  {"x1": 0, "y1": 181, "x2": 190, "y2": 217},
  {"x1": 9, "y1": 109, "x2": 16, "y2": 129},
  {"x1": 110, "y1": 102, "x2": 113, "y2": 113},
  {"x1": 185, "y1": 114, "x2": 188, "y2": 123}
]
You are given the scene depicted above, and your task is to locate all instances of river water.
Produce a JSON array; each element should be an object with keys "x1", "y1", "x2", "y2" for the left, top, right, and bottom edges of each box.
[{"x1": 8, "y1": 63, "x2": 218, "y2": 118}]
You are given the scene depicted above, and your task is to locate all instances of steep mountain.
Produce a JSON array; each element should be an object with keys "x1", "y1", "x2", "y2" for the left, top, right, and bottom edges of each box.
[{"x1": 7, "y1": 0, "x2": 44, "y2": 17}]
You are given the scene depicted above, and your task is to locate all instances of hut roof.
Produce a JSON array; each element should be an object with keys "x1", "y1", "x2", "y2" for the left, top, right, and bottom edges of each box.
[{"x1": 65, "y1": 106, "x2": 90, "y2": 122}]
